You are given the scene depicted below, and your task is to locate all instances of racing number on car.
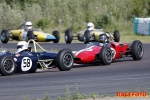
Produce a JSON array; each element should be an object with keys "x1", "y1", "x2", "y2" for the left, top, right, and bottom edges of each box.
[
  {"x1": 23, "y1": 59, "x2": 30, "y2": 67},
  {"x1": 21, "y1": 57, "x2": 32, "y2": 71}
]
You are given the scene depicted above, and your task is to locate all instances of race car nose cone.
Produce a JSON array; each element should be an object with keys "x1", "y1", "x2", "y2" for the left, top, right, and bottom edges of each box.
[
  {"x1": 75, "y1": 51, "x2": 95, "y2": 63},
  {"x1": 46, "y1": 35, "x2": 55, "y2": 40}
]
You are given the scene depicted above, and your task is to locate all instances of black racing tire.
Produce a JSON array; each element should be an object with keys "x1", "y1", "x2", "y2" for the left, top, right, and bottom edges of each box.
[
  {"x1": 52, "y1": 30, "x2": 60, "y2": 43},
  {"x1": 113, "y1": 30, "x2": 120, "y2": 42},
  {"x1": 99, "y1": 47, "x2": 112, "y2": 65},
  {"x1": 65, "y1": 29, "x2": 73, "y2": 44},
  {"x1": 131, "y1": 40, "x2": 144, "y2": 60},
  {"x1": 56, "y1": 49, "x2": 74, "y2": 71},
  {"x1": 26, "y1": 31, "x2": 35, "y2": 41},
  {"x1": 84, "y1": 30, "x2": 91, "y2": 44},
  {"x1": 1, "y1": 30, "x2": 10, "y2": 43},
  {"x1": 0, "y1": 55, "x2": 16, "y2": 76}
]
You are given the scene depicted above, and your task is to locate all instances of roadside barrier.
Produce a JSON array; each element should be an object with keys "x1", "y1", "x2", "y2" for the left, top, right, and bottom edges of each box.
[{"x1": 134, "y1": 17, "x2": 150, "y2": 35}]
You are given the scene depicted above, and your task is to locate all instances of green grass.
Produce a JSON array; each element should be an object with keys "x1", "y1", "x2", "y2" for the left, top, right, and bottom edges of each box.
[
  {"x1": 23, "y1": 84, "x2": 101, "y2": 100},
  {"x1": 23, "y1": 84, "x2": 150, "y2": 100},
  {"x1": 121, "y1": 34, "x2": 150, "y2": 43}
]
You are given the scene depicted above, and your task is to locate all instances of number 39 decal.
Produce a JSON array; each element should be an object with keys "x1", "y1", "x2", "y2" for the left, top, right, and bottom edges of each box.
[{"x1": 21, "y1": 57, "x2": 32, "y2": 71}]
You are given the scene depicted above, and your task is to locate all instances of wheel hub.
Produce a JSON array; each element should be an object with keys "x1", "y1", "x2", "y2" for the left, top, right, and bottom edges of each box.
[
  {"x1": 65, "y1": 36, "x2": 68, "y2": 41},
  {"x1": 3, "y1": 59, "x2": 14, "y2": 73},
  {"x1": 63, "y1": 53, "x2": 73, "y2": 67},
  {"x1": 84, "y1": 37, "x2": 86, "y2": 42},
  {"x1": 137, "y1": 44, "x2": 143, "y2": 57},
  {"x1": 105, "y1": 49, "x2": 112, "y2": 62}
]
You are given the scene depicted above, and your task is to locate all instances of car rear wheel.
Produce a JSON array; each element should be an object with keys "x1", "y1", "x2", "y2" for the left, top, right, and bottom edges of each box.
[
  {"x1": 0, "y1": 55, "x2": 16, "y2": 76},
  {"x1": 1, "y1": 30, "x2": 10, "y2": 43},
  {"x1": 65, "y1": 29, "x2": 73, "y2": 44},
  {"x1": 131, "y1": 40, "x2": 144, "y2": 60},
  {"x1": 99, "y1": 47, "x2": 112, "y2": 65},
  {"x1": 113, "y1": 30, "x2": 120, "y2": 42},
  {"x1": 26, "y1": 31, "x2": 35, "y2": 41},
  {"x1": 56, "y1": 49, "x2": 74, "y2": 71},
  {"x1": 84, "y1": 30, "x2": 91, "y2": 44},
  {"x1": 53, "y1": 30, "x2": 60, "y2": 43}
]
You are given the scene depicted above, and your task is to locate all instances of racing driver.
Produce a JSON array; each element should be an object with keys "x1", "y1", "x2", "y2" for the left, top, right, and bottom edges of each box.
[
  {"x1": 86, "y1": 22, "x2": 114, "y2": 41},
  {"x1": 15, "y1": 41, "x2": 31, "y2": 57}
]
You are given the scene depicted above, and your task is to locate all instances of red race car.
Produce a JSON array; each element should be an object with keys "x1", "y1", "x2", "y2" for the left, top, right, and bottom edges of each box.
[{"x1": 73, "y1": 39, "x2": 144, "y2": 65}]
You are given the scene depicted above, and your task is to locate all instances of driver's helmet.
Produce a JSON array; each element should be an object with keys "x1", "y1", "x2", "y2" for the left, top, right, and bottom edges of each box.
[
  {"x1": 25, "y1": 21, "x2": 32, "y2": 31},
  {"x1": 99, "y1": 34, "x2": 107, "y2": 43},
  {"x1": 16, "y1": 41, "x2": 28, "y2": 54},
  {"x1": 87, "y1": 22, "x2": 94, "y2": 31}
]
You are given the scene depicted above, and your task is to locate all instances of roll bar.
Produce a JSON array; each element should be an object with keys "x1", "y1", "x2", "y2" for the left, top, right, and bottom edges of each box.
[{"x1": 27, "y1": 39, "x2": 46, "y2": 52}]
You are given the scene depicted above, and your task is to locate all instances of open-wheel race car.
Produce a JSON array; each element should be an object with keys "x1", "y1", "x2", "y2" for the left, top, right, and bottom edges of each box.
[
  {"x1": 65, "y1": 29, "x2": 120, "y2": 44},
  {"x1": 0, "y1": 39, "x2": 74, "y2": 76},
  {"x1": 0, "y1": 22, "x2": 60, "y2": 43},
  {"x1": 73, "y1": 38, "x2": 144, "y2": 65}
]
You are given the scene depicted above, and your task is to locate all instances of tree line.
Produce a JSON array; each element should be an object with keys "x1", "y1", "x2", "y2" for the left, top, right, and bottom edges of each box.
[{"x1": 0, "y1": 0, "x2": 149, "y2": 33}]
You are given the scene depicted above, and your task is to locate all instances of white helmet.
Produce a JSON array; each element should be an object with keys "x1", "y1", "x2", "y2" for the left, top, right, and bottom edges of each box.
[
  {"x1": 25, "y1": 21, "x2": 32, "y2": 31},
  {"x1": 87, "y1": 22, "x2": 94, "y2": 31},
  {"x1": 16, "y1": 41, "x2": 28, "y2": 53}
]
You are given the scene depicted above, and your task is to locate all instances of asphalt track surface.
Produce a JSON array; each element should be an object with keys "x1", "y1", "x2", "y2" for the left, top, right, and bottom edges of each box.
[{"x1": 0, "y1": 43, "x2": 150, "y2": 100}]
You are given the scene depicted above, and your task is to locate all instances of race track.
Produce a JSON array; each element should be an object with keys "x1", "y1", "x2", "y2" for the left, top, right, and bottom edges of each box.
[{"x1": 0, "y1": 43, "x2": 150, "y2": 100}]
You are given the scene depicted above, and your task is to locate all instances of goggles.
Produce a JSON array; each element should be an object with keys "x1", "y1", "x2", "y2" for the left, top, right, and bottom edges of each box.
[
  {"x1": 17, "y1": 45, "x2": 23, "y2": 49},
  {"x1": 27, "y1": 25, "x2": 32, "y2": 27}
]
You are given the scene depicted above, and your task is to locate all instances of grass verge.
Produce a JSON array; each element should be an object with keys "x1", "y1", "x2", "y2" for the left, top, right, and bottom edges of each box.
[{"x1": 23, "y1": 84, "x2": 150, "y2": 100}]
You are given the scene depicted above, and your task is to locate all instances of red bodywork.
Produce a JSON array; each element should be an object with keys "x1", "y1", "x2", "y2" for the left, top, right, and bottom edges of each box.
[{"x1": 74, "y1": 42, "x2": 129, "y2": 64}]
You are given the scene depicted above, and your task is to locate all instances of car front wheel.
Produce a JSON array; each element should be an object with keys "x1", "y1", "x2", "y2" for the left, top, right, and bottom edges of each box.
[
  {"x1": 0, "y1": 55, "x2": 16, "y2": 76},
  {"x1": 84, "y1": 30, "x2": 91, "y2": 44},
  {"x1": 99, "y1": 47, "x2": 112, "y2": 65},
  {"x1": 56, "y1": 49, "x2": 74, "y2": 71},
  {"x1": 131, "y1": 40, "x2": 144, "y2": 60}
]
